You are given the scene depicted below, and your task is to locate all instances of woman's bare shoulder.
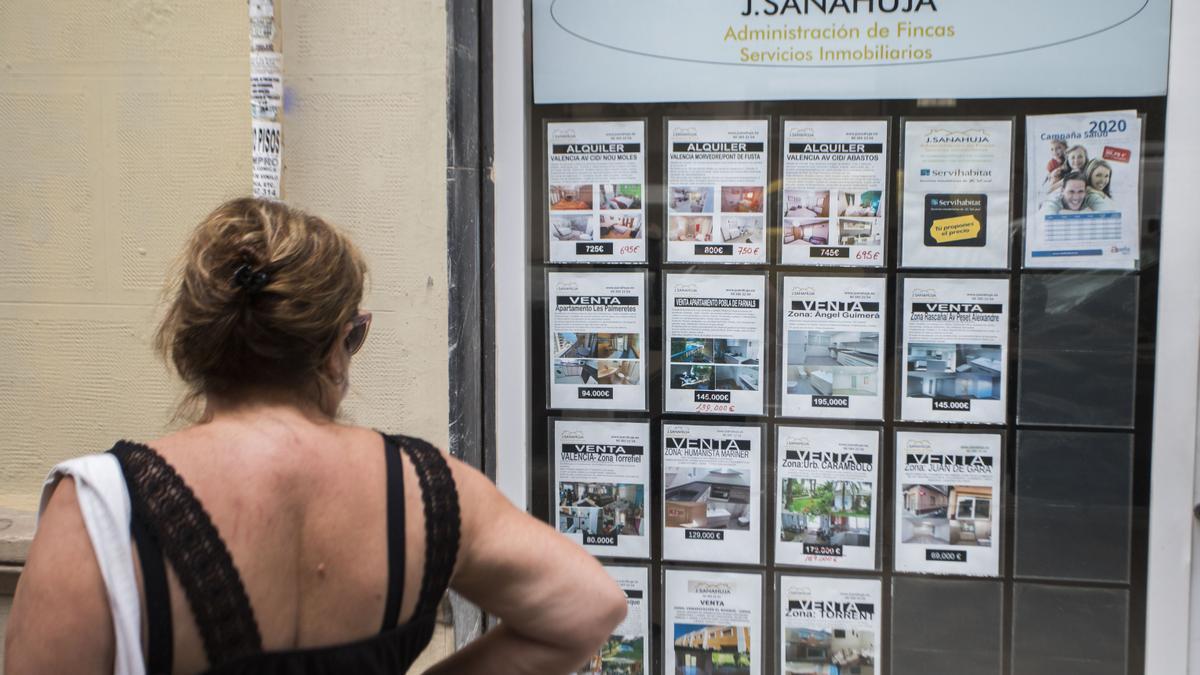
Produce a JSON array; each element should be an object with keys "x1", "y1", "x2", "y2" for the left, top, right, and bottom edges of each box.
[{"x1": 5, "y1": 478, "x2": 115, "y2": 675}]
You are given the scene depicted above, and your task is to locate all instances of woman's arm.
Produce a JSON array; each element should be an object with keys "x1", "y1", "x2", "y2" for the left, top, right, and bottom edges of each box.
[
  {"x1": 4, "y1": 478, "x2": 116, "y2": 675},
  {"x1": 425, "y1": 457, "x2": 627, "y2": 675}
]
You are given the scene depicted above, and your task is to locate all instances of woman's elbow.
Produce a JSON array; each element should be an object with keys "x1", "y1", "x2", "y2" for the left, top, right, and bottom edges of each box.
[{"x1": 578, "y1": 574, "x2": 628, "y2": 652}]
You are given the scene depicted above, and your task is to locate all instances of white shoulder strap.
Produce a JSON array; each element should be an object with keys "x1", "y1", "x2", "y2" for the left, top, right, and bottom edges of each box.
[{"x1": 41, "y1": 454, "x2": 146, "y2": 675}]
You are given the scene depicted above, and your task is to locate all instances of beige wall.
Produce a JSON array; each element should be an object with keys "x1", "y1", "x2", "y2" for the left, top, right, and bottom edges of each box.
[
  {"x1": 0, "y1": 0, "x2": 452, "y2": 669},
  {"x1": 0, "y1": 0, "x2": 249, "y2": 510},
  {"x1": 0, "y1": 0, "x2": 450, "y2": 508},
  {"x1": 281, "y1": 0, "x2": 449, "y2": 448}
]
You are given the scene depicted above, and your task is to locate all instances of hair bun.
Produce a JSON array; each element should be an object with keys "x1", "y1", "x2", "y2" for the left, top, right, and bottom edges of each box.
[{"x1": 233, "y1": 263, "x2": 271, "y2": 294}]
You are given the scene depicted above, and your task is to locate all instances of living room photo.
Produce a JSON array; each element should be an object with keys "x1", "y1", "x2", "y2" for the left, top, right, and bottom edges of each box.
[
  {"x1": 783, "y1": 626, "x2": 875, "y2": 675},
  {"x1": 553, "y1": 332, "x2": 641, "y2": 360},
  {"x1": 557, "y1": 481, "x2": 646, "y2": 539},
  {"x1": 549, "y1": 183, "x2": 594, "y2": 210}
]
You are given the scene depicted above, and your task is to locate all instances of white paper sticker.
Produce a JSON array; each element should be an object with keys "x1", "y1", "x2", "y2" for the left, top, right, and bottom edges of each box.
[
  {"x1": 899, "y1": 277, "x2": 1009, "y2": 424},
  {"x1": 901, "y1": 120, "x2": 1013, "y2": 269},
  {"x1": 775, "y1": 426, "x2": 879, "y2": 570},
  {"x1": 251, "y1": 119, "x2": 281, "y2": 199},
  {"x1": 1024, "y1": 110, "x2": 1142, "y2": 270},
  {"x1": 548, "y1": 272, "x2": 647, "y2": 410},
  {"x1": 553, "y1": 420, "x2": 650, "y2": 559},
  {"x1": 779, "y1": 575, "x2": 882, "y2": 675},
  {"x1": 894, "y1": 430, "x2": 1002, "y2": 576},
  {"x1": 666, "y1": 119, "x2": 769, "y2": 264},
  {"x1": 248, "y1": 0, "x2": 275, "y2": 51},
  {"x1": 664, "y1": 569, "x2": 762, "y2": 675},
  {"x1": 578, "y1": 566, "x2": 651, "y2": 675},
  {"x1": 662, "y1": 423, "x2": 761, "y2": 564},
  {"x1": 547, "y1": 121, "x2": 647, "y2": 263},
  {"x1": 780, "y1": 120, "x2": 889, "y2": 267},
  {"x1": 665, "y1": 273, "x2": 766, "y2": 416},
  {"x1": 250, "y1": 51, "x2": 283, "y2": 120},
  {"x1": 780, "y1": 275, "x2": 886, "y2": 420}
]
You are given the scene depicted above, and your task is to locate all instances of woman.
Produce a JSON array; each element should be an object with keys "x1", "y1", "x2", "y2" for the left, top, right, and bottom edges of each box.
[
  {"x1": 1084, "y1": 158, "x2": 1114, "y2": 198},
  {"x1": 5, "y1": 198, "x2": 626, "y2": 674},
  {"x1": 1048, "y1": 145, "x2": 1089, "y2": 193}
]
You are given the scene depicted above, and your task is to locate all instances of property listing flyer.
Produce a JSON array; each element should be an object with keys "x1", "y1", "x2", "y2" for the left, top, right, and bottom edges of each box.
[
  {"x1": 780, "y1": 119, "x2": 889, "y2": 267},
  {"x1": 775, "y1": 426, "x2": 879, "y2": 570},
  {"x1": 901, "y1": 120, "x2": 1013, "y2": 269},
  {"x1": 899, "y1": 277, "x2": 1009, "y2": 424},
  {"x1": 547, "y1": 120, "x2": 646, "y2": 264},
  {"x1": 665, "y1": 273, "x2": 766, "y2": 416},
  {"x1": 779, "y1": 576, "x2": 881, "y2": 675},
  {"x1": 666, "y1": 119, "x2": 769, "y2": 264},
  {"x1": 662, "y1": 423, "x2": 762, "y2": 565},
  {"x1": 1024, "y1": 110, "x2": 1143, "y2": 270},
  {"x1": 664, "y1": 569, "x2": 762, "y2": 675},
  {"x1": 553, "y1": 420, "x2": 650, "y2": 559},
  {"x1": 548, "y1": 272, "x2": 646, "y2": 410},
  {"x1": 894, "y1": 431, "x2": 1002, "y2": 576},
  {"x1": 578, "y1": 565, "x2": 650, "y2": 675},
  {"x1": 780, "y1": 275, "x2": 886, "y2": 420}
]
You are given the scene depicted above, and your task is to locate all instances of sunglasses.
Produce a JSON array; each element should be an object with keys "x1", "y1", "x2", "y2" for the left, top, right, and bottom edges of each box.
[{"x1": 345, "y1": 312, "x2": 372, "y2": 356}]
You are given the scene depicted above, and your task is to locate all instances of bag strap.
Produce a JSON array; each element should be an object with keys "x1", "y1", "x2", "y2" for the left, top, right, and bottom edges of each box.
[{"x1": 111, "y1": 441, "x2": 262, "y2": 667}]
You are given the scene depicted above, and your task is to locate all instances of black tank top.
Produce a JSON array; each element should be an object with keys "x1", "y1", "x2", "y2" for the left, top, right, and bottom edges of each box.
[{"x1": 110, "y1": 433, "x2": 461, "y2": 675}]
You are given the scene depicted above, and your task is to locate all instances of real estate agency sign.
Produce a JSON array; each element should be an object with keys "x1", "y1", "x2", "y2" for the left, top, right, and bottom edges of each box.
[{"x1": 533, "y1": 0, "x2": 1170, "y2": 102}]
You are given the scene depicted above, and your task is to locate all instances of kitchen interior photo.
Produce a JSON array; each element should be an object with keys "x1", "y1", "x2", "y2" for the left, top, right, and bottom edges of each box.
[
  {"x1": 786, "y1": 331, "x2": 880, "y2": 396},
  {"x1": 906, "y1": 343, "x2": 1002, "y2": 400},
  {"x1": 664, "y1": 466, "x2": 752, "y2": 530}
]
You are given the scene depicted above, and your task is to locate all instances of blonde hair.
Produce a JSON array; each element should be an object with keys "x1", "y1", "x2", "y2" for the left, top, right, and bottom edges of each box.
[{"x1": 156, "y1": 197, "x2": 367, "y2": 417}]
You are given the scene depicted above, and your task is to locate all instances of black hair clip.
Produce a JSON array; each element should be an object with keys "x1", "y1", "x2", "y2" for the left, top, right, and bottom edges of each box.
[{"x1": 233, "y1": 263, "x2": 271, "y2": 294}]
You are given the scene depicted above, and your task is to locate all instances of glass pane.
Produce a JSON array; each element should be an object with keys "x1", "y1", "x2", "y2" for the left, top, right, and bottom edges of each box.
[
  {"x1": 1015, "y1": 430, "x2": 1133, "y2": 583},
  {"x1": 891, "y1": 576, "x2": 1002, "y2": 675},
  {"x1": 1012, "y1": 584, "x2": 1128, "y2": 675}
]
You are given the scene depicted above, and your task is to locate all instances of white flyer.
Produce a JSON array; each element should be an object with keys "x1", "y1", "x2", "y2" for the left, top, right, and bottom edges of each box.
[
  {"x1": 665, "y1": 273, "x2": 766, "y2": 416},
  {"x1": 901, "y1": 120, "x2": 1013, "y2": 269},
  {"x1": 548, "y1": 272, "x2": 646, "y2": 410},
  {"x1": 664, "y1": 568, "x2": 762, "y2": 675},
  {"x1": 249, "y1": 51, "x2": 282, "y2": 120},
  {"x1": 779, "y1": 576, "x2": 882, "y2": 675},
  {"x1": 775, "y1": 426, "x2": 879, "y2": 570},
  {"x1": 780, "y1": 120, "x2": 889, "y2": 267},
  {"x1": 553, "y1": 420, "x2": 650, "y2": 559},
  {"x1": 662, "y1": 423, "x2": 762, "y2": 565},
  {"x1": 579, "y1": 565, "x2": 650, "y2": 675},
  {"x1": 1024, "y1": 110, "x2": 1143, "y2": 270},
  {"x1": 547, "y1": 121, "x2": 647, "y2": 263},
  {"x1": 251, "y1": 119, "x2": 281, "y2": 200},
  {"x1": 666, "y1": 119, "x2": 769, "y2": 264},
  {"x1": 780, "y1": 275, "x2": 885, "y2": 420},
  {"x1": 895, "y1": 431, "x2": 1002, "y2": 577},
  {"x1": 899, "y1": 277, "x2": 1009, "y2": 424}
]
